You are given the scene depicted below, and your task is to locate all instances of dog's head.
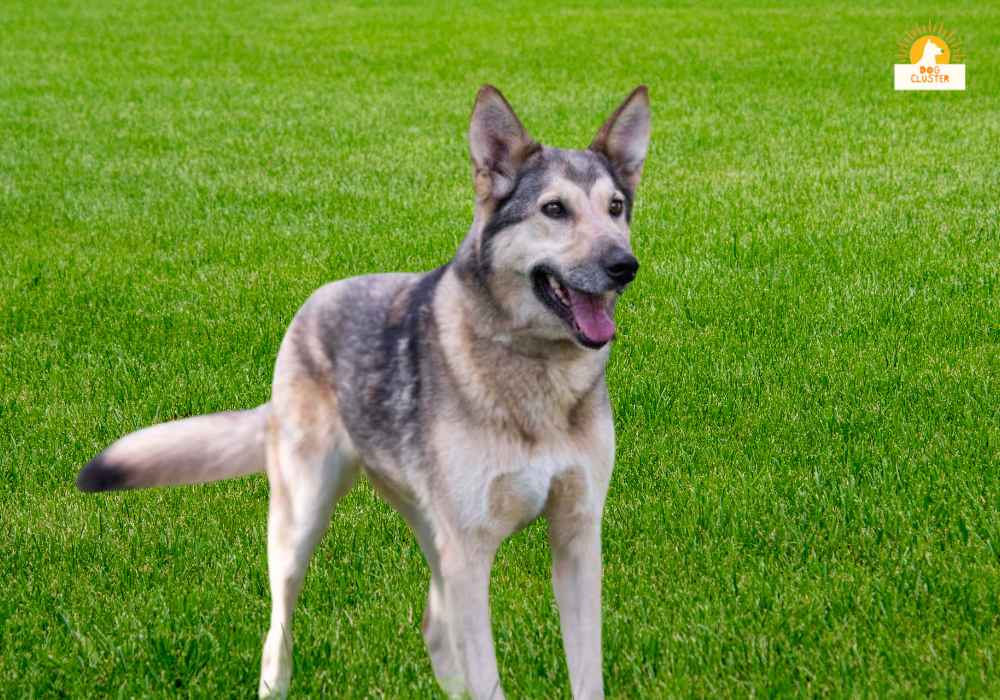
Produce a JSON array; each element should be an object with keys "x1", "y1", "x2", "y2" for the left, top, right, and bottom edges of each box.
[
  {"x1": 924, "y1": 39, "x2": 944, "y2": 59},
  {"x1": 459, "y1": 85, "x2": 650, "y2": 350}
]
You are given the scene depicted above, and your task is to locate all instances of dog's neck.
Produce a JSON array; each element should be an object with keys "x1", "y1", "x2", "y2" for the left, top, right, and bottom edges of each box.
[
  {"x1": 433, "y1": 262, "x2": 610, "y2": 440},
  {"x1": 453, "y1": 211, "x2": 493, "y2": 294}
]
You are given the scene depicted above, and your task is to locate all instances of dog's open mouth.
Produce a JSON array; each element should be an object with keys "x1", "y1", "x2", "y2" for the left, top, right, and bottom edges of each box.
[{"x1": 531, "y1": 267, "x2": 616, "y2": 349}]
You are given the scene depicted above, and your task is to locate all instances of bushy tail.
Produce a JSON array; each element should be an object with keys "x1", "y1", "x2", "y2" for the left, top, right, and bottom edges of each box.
[{"x1": 76, "y1": 404, "x2": 270, "y2": 492}]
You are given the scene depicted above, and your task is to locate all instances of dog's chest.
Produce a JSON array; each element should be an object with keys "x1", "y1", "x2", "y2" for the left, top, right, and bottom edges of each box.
[
  {"x1": 483, "y1": 458, "x2": 556, "y2": 533},
  {"x1": 432, "y1": 414, "x2": 612, "y2": 538}
]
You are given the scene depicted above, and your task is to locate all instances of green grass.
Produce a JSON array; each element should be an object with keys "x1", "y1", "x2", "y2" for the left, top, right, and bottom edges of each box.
[{"x1": 2, "y1": 0, "x2": 999, "y2": 697}]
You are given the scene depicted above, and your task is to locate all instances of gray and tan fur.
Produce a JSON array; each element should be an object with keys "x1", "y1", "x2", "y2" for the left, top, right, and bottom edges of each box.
[{"x1": 77, "y1": 85, "x2": 651, "y2": 699}]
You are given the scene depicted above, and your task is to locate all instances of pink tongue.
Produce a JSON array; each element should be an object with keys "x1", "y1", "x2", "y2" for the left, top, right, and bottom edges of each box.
[{"x1": 566, "y1": 288, "x2": 615, "y2": 345}]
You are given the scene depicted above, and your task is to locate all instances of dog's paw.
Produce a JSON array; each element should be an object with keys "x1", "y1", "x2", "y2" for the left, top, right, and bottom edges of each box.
[{"x1": 258, "y1": 678, "x2": 289, "y2": 700}]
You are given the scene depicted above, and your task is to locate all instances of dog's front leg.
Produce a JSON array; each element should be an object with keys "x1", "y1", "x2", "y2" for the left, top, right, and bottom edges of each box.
[
  {"x1": 440, "y1": 543, "x2": 504, "y2": 699},
  {"x1": 549, "y1": 518, "x2": 604, "y2": 700}
]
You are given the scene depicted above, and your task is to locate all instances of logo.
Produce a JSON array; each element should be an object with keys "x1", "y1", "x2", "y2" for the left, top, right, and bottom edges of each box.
[{"x1": 894, "y1": 22, "x2": 966, "y2": 91}]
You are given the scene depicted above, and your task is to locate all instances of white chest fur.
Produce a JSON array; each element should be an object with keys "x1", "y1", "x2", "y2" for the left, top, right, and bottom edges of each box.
[{"x1": 430, "y1": 412, "x2": 615, "y2": 540}]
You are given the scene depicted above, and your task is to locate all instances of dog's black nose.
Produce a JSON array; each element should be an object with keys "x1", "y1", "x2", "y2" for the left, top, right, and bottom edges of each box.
[{"x1": 603, "y1": 247, "x2": 639, "y2": 285}]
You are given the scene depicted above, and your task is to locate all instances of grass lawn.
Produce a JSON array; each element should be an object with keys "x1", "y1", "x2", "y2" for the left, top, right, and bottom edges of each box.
[{"x1": 2, "y1": 0, "x2": 999, "y2": 696}]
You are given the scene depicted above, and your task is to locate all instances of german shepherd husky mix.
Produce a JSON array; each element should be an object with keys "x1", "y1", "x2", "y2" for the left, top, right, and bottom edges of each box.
[{"x1": 77, "y1": 85, "x2": 650, "y2": 699}]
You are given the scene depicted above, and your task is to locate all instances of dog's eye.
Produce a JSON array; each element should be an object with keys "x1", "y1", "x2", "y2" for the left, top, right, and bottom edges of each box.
[
  {"x1": 542, "y1": 201, "x2": 567, "y2": 219},
  {"x1": 609, "y1": 199, "x2": 624, "y2": 217}
]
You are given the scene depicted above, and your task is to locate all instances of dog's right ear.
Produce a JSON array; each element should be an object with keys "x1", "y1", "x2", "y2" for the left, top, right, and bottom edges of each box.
[{"x1": 469, "y1": 86, "x2": 539, "y2": 202}]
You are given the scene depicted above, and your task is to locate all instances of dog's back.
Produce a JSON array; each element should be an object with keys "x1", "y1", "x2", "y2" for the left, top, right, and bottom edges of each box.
[{"x1": 280, "y1": 267, "x2": 450, "y2": 470}]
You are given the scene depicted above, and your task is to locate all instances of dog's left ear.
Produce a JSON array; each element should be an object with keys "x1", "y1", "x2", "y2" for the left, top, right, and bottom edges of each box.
[
  {"x1": 590, "y1": 86, "x2": 650, "y2": 193},
  {"x1": 469, "y1": 85, "x2": 539, "y2": 202}
]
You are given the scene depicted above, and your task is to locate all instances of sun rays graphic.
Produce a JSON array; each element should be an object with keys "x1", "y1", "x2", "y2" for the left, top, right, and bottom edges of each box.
[{"x1": 897, "y1": 21, "x2": 965, "y2": 65}]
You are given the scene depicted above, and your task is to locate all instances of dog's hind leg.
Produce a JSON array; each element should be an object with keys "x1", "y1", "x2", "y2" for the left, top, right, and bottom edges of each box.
[{"x1": 258, "y1": 411, "x2": 359, "y2": 699}]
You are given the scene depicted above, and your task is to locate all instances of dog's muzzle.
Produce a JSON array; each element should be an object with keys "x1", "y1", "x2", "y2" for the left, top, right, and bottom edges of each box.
[
  {"x1": 531, "y1": 246, "x2": 639, "y2": 350},
  {"x1": 601, "y1": 246, "x2": 639, "y2": 287}
]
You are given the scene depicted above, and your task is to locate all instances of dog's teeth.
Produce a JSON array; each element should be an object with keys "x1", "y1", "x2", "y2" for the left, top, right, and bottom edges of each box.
[
  {"x1": 545, "y1": 274, "x2": 570, "y2": 305},
  {"x1": 548, "y1": 278, "x2": 565, "y2": 304}
]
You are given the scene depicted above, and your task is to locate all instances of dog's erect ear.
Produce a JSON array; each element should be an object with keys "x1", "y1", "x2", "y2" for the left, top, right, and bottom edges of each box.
[
  {"x1": 589, "y1": 86, "x2": 650, "y2": 193},
  {"x1": 469, "y1": 85, "x2": 539, "y2": 202}
]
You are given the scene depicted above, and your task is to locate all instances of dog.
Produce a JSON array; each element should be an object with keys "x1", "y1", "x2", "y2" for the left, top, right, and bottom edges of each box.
[
  {"x1": 916, "y1": 37, "x2": 944, "y2": 66},
  {"x1": 77, "y1": 84, "x2": 650, "y2": 699}
]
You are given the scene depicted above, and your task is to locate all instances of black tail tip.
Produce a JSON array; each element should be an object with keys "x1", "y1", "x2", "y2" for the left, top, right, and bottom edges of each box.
[{"x1": 76, "y1": 455, "x2": 127, "y2": 492}]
